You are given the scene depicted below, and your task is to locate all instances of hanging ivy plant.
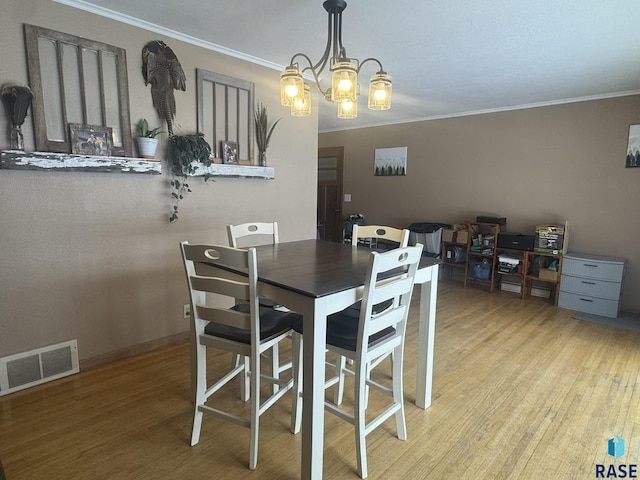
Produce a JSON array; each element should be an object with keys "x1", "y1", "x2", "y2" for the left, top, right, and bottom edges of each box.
[{"x1": 168, "y1": 132, "x2": 212, "y2": 223}]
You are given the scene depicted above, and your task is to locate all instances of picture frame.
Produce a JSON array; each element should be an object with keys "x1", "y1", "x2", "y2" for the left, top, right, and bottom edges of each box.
[
  {"x1": 374, "y1": 146, "x2": 407, "y2": 176},
  {"x1": 69, "y1": 124, "x2": 113, "y2": 156},
  {"x1": 221, "y1": 140, "x2": 239, "y2": 164},
  {"x1": 625, "y1": 124, "x2": 640, "y2": 168}
]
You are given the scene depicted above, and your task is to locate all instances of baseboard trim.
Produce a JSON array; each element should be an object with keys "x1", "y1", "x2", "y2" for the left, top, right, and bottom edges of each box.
[{"x1": 79, "y1": 331, "x2": 189, "y2": 371}]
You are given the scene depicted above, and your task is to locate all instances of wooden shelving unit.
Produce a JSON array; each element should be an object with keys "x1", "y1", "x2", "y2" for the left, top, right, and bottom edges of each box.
[
  {"x1": 495, "y1": 249, "x2": 563, "y2": 305},
  {"x1": 441, "y1": 237, "x2": 469, "y2": 282},
  {"x1": 495, "y1": 248, "x2": 528, "y2": 298},
  {"x1": 523, "y1": 250, "x2": 563, "y2": 305},
  {"x1": 464, "y1": 222, "x2": 501, "y2": 293}
]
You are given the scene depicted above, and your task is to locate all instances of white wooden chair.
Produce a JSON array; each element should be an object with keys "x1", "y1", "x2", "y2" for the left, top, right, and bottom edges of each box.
[
  {"x1": 226, "y1": 221, "x2": 289, "y2": 394},
  {"x1": 335, "y1": 225, "x2": 411, "y2": 404},
  {"x1": 290, "y1": 244, "x2": 423, "y2": 478},
  {"x1": 180, "y1": 242, "x2": 299, "y2": 470}
]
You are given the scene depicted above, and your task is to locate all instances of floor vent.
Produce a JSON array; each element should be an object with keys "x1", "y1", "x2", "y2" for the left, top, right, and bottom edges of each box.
[{"x1": 0, "y1": 340, "x2": 79, "y2": 396}]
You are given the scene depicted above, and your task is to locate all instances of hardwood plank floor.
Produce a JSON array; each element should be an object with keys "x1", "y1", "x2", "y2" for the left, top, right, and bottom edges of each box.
[{"x1": 2, "y1": 280, "x2": 639, "y2": 479}]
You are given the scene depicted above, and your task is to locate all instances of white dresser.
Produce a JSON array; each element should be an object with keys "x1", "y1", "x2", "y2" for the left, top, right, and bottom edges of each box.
[{"x1": 558, "y1": 253, "x2": 626, "y2": 318}]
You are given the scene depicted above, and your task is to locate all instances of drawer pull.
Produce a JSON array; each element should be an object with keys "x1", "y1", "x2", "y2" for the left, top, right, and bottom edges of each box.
[
  {"x1": 581, "y1": 281, "x2": 596, "y2": 285},
  {"x1": 583, "y1": 263, "x2": 599, "y2": 268},
  {"x1": 579, "y1": 298, "x2": 594, "y2": 303}
]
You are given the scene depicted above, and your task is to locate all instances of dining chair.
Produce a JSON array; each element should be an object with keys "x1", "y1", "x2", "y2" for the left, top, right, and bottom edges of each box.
[
  {"x1": 180, "y1": 242, "x2": 300, "y2": 470},
  {"x1": 226, "y1": 221, "x2": 288, "y2": 394},
  {"x1": 290, "y1": 243, "x2": 423, "y2": 479},
  {"x1": 335, "y1": 225, "x2": 411, "y2": 404}
]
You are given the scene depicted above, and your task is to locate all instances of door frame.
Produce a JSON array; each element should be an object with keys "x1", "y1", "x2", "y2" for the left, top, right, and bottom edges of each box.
[{"x1": 317, "y1": 147, "x2": 344, "y2": 242}]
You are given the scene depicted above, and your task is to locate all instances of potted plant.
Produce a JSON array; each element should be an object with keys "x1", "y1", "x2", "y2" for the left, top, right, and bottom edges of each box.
[
  {"x1": 136, "y1": 118, "x2": 164, "y2": 159},
  {"x1": 254, "y1": 102, "x2": 281, "y2": 166},
  {"x1": 168, "y1": 132, "x2": 213, "y2": 223}
]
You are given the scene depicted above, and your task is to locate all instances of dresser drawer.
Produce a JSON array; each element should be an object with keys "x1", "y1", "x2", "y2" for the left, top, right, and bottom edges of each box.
[
  {"x1": 562, "y1": 254, "x2": 625, "y2": 282},
  {"x1": 560, "y1": 274, "x2": 621, "y2": 300},
  {"x1": 558, "y1": 291, "x2": 620, "y2": 318}
]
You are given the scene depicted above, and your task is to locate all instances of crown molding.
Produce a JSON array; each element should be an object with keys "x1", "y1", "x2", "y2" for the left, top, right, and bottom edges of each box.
[
  {"x1": 319, "y1": 90, "x2": 640, "y2": 134},
  {"x1": 53, "y1": 0, "x2": 285, "y2": 71}
]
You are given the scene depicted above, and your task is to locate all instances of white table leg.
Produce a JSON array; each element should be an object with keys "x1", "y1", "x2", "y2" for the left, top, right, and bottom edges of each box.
[
  {"x1": 416, "y1": 264, "x2": 438, "y2": 409},
  {"x1": 301, "y1": 299, "x2": 327, "y2": 479}
]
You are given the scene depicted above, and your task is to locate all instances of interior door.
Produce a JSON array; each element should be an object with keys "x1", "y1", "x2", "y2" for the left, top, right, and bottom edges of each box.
[{"x1": 317, "y1": 147, "x2": 344, "y2": 242}]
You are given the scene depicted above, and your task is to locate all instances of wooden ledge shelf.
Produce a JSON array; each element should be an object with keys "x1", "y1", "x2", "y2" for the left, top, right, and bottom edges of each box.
[
  {"x1": 1, "y1": 151, "x2": 275, "y2": 179},
  {"x1": 1, "y1": 150, "x2": 162, "y2": 175},
  {"x1": 190, "y1": 162, "x2": 275, "y2": 180}
]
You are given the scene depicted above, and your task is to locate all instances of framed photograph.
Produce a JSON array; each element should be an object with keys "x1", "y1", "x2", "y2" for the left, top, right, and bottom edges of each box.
[
  {"x1": 625, "y1": 124, "x2": 640, "y2": 168},
  {"x1": 69, "y1": 124, "x2": 113, "y2": 156},
  {"x1": 222, "y1": 140, "x2": 239, "y2": 165},
  {"x1": 374, "y1": 146, "x2": 407, "y2": 176}
]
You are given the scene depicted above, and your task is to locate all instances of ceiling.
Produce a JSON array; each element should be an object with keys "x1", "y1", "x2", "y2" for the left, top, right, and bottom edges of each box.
[{"x1": 59, "y1": 0, "x2": 640, "y2": 132}]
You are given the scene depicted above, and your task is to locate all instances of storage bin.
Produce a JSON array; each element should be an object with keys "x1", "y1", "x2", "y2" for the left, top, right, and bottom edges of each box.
[
  {"x1": 469, "y1": 259, "x2": 492, "y2": 280},
  {"x1": 407, "y1": 222, "x2": 450, "y2": 256}
]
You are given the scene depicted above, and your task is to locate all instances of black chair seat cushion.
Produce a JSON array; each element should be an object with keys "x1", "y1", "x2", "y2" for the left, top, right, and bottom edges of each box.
[
  {"x1": 204, "y1": 304, "x2": 299, "y2": 344},
  {"x1": 293, "y1": 311, "x2": 395, "y2": 352},
  {"x1": 340, "y1": 298, "x2": 393, "y2": 319}
]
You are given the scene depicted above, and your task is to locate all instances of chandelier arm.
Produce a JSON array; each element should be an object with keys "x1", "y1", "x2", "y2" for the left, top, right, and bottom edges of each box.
[
  {"x1": 300, "y1": 66, "x2": 332, "y2": 99},
  {"x1": 288, "y1": 54, "x2": 331, "y2": 98},
  {"x1": 357, "y1": 57, "x2": 385, "y2": 74},
  {"x1": 333, "y1": 10, "x2": 344, "y2": 58}
]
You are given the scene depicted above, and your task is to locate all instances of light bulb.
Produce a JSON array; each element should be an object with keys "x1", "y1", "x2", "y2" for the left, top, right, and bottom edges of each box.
[
  {"x1": 286, "y1": 84, "x2": 299, "y2": 97},
  {"x1": 342, "y1": 100, "x2": 353, "y2": 111},
  {"x1": 338, "y1": 78, "x2": 352, "y2": 92},
  {"x1": 373, "y1": 88, "x2": 387, "y2": 101}
]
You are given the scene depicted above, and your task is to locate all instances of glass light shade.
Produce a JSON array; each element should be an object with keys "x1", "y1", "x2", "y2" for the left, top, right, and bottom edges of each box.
[
  {"x1": 331, "y1": 61, "x2": 357, "y2": 103},
  {"x1": 368, "y1": 73, "x2": 392, "y2": 110},
  {"x1": 291, "y1": 83, "x2": 311, "y2": 117},
  {"x1": 337, "y1": 97, "x2": 357, "y2": 119},
  {"x1": 280, "y1": 67, "x2": 304, "y2": 106}
]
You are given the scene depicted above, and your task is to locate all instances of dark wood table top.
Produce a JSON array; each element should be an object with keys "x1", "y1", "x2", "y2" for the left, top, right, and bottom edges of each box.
[{"x1": 253, "y1": 239, "x2": 439, "y2": 299}]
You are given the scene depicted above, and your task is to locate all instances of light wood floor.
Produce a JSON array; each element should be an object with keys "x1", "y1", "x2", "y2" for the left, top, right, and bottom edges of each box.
[{"x1": 2, "y1": 280, "x2": 640, "y2": 479}]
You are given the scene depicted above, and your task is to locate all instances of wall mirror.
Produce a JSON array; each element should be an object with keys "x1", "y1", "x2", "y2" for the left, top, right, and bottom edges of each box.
[
  {"x1": 196, "y1": 68, "x2": 254, "y2": 164},
  {"x1": 24, "y1": 24, "x2": 133, "y2": 157}
]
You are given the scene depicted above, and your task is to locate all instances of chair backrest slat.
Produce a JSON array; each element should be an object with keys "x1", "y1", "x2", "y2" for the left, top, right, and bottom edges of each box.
[
  {"x1": 196, "y1": 305, "x2": 251, "y2": 331},
  {"x1": 183, "y1": 243, "x2": 250, "y2": 268},
  {"x1": 352, "y1": 225, "x2": 409, "y2": 248},
  {"x1": 190, "y1": 276, "x2": 251, "y2": 301},
  {"x1": 227, "y1": 222, "x2": 279, "y2": 248}
]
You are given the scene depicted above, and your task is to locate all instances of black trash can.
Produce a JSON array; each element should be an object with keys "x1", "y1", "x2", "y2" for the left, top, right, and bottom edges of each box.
[{"x1": 407, "y1": 222, "x2": 451, "y2": 257}]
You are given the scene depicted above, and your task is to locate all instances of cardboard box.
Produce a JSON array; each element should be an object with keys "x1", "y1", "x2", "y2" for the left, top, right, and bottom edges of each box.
[
  {"x1": 442, "y1": 229, "x2": 455, "y2": 243},
  {"x1": 456, "y1": 231, "x2": 469, "y2": 245},
  {"x1": 538, "y1": 268, "x2": 558, "y2": 282}
]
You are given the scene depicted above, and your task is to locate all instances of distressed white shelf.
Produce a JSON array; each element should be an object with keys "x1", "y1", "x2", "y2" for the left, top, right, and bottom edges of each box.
[
  {"x1": 0, "y1": 150, "x2": 162, "y2": 175},
  {"x1": 190, "y1": 162, "x2": 275, "y2": 179},
  {"x1": 1, "y1": 151, "x2": 276, "y2": 179}
]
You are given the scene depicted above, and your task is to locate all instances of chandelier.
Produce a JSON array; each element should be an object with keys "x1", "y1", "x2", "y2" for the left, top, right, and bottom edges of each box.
[{"x1": 280, "y1": 0, "x2": 392, "y2": 119}]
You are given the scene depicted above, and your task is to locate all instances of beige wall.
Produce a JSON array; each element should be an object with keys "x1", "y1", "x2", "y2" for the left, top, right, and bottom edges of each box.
[
  {"x1": 0, "y1": 1, "x2": 318, "y2": 362},
  {"x1": 319, "y1": 96, "x2": 640, "y2": 312}
]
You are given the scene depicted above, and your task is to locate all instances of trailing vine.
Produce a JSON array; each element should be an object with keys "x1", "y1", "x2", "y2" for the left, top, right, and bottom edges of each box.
[{"x1": 168, "y1": 132, "x2": 212, "y2": 223}]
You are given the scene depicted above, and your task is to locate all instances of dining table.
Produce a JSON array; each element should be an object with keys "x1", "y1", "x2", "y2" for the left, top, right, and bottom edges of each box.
[
  {"x1": 254, "y1": 239, "x2": 439, "y2": 479},
  {"x1": 204, "y1": 239, "x2": 439, "y2": 479}
]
